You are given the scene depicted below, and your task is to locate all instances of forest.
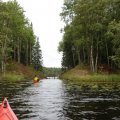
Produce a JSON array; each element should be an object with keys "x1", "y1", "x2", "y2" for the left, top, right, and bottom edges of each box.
[
  {"x1": 43, "y1": 67, "x2": 61, "y2": 77},
  {"x1": 59, "y1": 0, "x2": 120, "y2": 72},
  {"x1": 0, "y1": 0, "x2": 43, "y2": 75}
]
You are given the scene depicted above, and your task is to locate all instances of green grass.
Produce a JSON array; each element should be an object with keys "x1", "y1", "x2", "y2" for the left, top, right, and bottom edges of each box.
[
  {"x1": 61, "y1": 73, "x2": 120, "y2": 91},
  {"x1": 61, "y1": 74, "x2": 120, "y2": 82},
  {"x1": 2, "y1": 73, "x2": 25, "y2": 81}
]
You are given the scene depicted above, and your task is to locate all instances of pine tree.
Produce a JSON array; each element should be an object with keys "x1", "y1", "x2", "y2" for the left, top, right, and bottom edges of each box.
[{"x1": 32, "y1": 37, "x2": 43, "y2": 71}]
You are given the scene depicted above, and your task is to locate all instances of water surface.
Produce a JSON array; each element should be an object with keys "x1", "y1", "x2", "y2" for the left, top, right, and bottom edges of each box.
[{"x1": 0, "y1": 79, "x2": 120, "y2": 120}]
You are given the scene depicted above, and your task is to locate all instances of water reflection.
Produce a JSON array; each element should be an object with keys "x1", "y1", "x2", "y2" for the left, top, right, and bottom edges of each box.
[
  {"x1": 12, "y1": 79, "x2": 67, "y2": 120},
  {"x1": 0, "y1": 79, "x2": 120, "y2": 120},
  {"x1": 63, "y1": 82, "x2": 120, "y2": 120}
]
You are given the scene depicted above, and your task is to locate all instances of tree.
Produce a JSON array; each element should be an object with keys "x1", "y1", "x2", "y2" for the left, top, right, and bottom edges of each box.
[
  {"x1": 0, "y1": 1, "x2": 42, "y2": 75},
  {"x1": 32, "y1": 38, "x2": 43, "y2": 71},
  {"x1": 59, "y1": 0, "x2": 120, "y2": 72},
  {"x1": 107, "y1": 21, "x2": 120, "y2": 68}
]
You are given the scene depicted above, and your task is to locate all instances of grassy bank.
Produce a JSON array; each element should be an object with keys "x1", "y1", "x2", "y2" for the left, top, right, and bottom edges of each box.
[
  {"x1": 60, "y1": 66, "x2": 120, "y2": 82},
  {"x1": 1, "y1": 74, "x2": 25, "y2": 81},
  {"x1": 61, "y1": 74, "x2": 120, "y2": 82},
  {"x1": 0, "y1": 62, "x2": 44, "y2": 81}
]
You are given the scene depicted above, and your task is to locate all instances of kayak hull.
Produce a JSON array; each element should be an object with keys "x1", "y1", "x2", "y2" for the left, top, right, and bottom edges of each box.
[
  {"x1": 0, "y1": 98, "x2": 18, "y2": 120},
  {"x1": 33, "y1": 80, "x2": 39, "y2": 83}
]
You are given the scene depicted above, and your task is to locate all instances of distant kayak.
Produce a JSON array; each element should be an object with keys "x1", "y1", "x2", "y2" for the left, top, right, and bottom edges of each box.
[
  {"x1": 0, "y1": 98, "x2": 18, "y2": 120},
  {"x1": 33, "y1": 76, "x2": 39, "y2": 83},
  {"x1": 33, "y1": 79, "x2": 39, "y2": 83}
]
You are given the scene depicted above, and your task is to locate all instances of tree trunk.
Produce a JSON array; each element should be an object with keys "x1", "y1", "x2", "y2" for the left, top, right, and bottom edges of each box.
[
  {"x1": 77, "y1": 50, "x2": 80, "y2": 65},
  {"x1": 29, "y1": 42, "x2": 32, "y2": 65},
  {"x1": 83, "y1": 46, "x2": 86, "y2": 63},
  {"x1": 17, "y1": 37, "x2": 20, "y2": 63},
  {"x1": 14, "y1": 43, "x2": 16, "y2": 61},
  {"x1": 72, "y1": 51, "x2": 75, "y2": 67},
  {"x1": 1, "y1": 45, "x2": 4, "y2": 74},
  {"x1": 1, "y1": 36, "x2": 7, "y2": 76},
  {"x1": 105, "y1": 40, "x2": 109, "y2": 66},
  {"x1": 90, "y1": 43, "x2": 94, "y2": 72},
  {"x1": 77, "y1": 46, "x2": 80, "y2": 65},
  {"x1": 26, "y1": 40, "x2": 28, "y2": 65},
  {"x1": 95, "y1": 40, "x2": 98, "y2": 72}
]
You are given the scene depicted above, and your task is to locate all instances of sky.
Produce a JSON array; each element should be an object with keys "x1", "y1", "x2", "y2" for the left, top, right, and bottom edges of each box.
[{"x1": 4, "y1": 0, "x2": 64, "y2": 68}]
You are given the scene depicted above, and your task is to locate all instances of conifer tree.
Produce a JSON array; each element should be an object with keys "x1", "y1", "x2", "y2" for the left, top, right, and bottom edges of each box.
[{"x1": 32, "y1": 37, "x2": 43, "y2": 71}]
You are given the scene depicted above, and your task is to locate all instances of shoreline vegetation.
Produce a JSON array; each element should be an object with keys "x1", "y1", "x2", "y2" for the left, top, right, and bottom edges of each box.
[
  {"x1": 60, "y1": 65, "x2": 120, "y2": 82},
  {"x1": 0, "y1": 1, "x2": 43, "y2": 82},
  {"x1": 0, "y1": 63, "x2": 44, "y2": 82},
  {"x1": 60, "y1": 65, "x2": 120, "y2": 91}
]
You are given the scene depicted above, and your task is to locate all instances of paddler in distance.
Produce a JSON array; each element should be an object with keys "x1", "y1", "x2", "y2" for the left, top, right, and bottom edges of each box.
[{"x1": 33, "y1": 75, "x2": 39, "y2": 83}]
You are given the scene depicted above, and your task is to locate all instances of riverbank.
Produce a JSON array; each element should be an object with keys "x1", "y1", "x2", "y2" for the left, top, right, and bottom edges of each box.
[
  {"x1": 0, "y1": 62, "x2": 44, "y2": 81},
  {"x1": 60, "y1": 65, "x2": 120, "y2": 82}
]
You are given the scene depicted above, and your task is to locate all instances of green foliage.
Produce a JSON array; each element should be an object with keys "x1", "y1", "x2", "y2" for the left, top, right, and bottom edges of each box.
[
  {"x1": 0, "y1": 1, "x2": 43, "y2": 74},
  {"x1": 43, "y1": 67, "x2": 61, "y2": 77},
  {"x1": 107, "y1": 20, "x2": 120, "y2": 68},
  {"x1": 61, "y1": 73, "x2": 120, "y2": 82},
  {"x1": 58, "y1": 41, "x2": 64, "y2": 52},
  {"x1": 32, "y1": 38, "x2": 43, "y2": 71},
  {"x1": 59, "y1": 0, "x2": 120, "y2": 71},
  {"x1": 2, "y1": 73, "x2": 25, "y2": 81}
]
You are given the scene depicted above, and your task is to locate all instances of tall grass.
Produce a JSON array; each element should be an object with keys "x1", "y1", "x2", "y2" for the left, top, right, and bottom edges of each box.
[
  {"x1": 2, "y1": 74, "x2": 25, "y2": 81},
  {"x1": 61, "y1": 74, "x2": 120, "y2": 82}
]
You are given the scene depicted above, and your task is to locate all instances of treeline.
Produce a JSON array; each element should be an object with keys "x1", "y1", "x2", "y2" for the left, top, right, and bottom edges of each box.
[
  {"x1": 0, "y1": 0, "x2": 42, "y2": 74},
  {"x1": 58, "y1": 0, "x2": 120, "y2": 72},
  {"x1": 43, "y1": 67, "x2": 61, "y2": 77}
]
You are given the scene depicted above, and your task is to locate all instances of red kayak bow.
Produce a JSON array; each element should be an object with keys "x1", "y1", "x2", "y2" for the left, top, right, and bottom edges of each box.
[
  {"x1": 0, "y1": 98, "x2": 18, "y2": 120},
  {"x1": 33, "y1": 80, "x2": 39, "y2": 83}
]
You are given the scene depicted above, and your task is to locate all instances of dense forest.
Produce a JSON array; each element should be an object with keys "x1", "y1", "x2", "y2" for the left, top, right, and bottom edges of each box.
[
  {"x1": 0, "y1": 0, "x2": 43, "y2": 74},
  {"x1": 43, "y1": 67, "x2": 61, "y2": 77},
  {"x1": 58, "y1": 0, "x2": 120, "y2": 72}
]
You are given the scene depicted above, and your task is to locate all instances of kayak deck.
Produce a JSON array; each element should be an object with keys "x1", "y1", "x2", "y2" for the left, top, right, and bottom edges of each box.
[{"x1": 0, "y1": 98, "x2": 18, "y2": 120}]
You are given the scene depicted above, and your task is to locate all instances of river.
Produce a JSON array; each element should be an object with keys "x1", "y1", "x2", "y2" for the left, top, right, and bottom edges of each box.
[{"x1": 0, "y1": 78, "x2": 120, "y2": 120}]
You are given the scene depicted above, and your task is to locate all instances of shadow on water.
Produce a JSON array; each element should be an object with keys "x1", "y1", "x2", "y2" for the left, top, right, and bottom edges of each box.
[
  {"x1": 63, "y1": 82, "x2": 120, "y2": 120},
  {"x1": 0, "y1": 79, "x2": 120, "y2": 120}
]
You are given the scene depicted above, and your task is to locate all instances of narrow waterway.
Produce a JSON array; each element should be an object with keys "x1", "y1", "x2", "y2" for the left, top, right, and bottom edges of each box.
[{"x1": 0, "y1": 79, "x2": 120, "y2": 120}]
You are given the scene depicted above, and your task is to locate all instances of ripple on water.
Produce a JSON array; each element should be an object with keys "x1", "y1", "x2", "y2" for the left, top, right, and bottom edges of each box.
[{"x1": 0, "y1": 79, "x2": 120, "y2": 120}]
